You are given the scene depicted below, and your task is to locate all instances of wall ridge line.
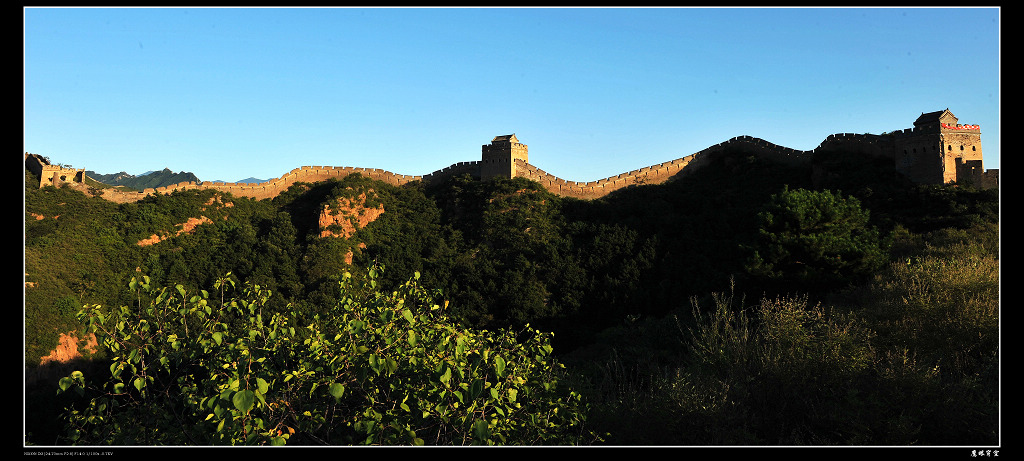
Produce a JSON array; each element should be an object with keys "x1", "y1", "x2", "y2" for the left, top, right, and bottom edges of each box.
[{"x1": 25, "y1": 110, "x2": 997, "y2": 203}]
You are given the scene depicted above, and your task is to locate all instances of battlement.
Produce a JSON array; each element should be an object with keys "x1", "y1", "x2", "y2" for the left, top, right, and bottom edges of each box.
[{"x1": 941, "y1": 123, "x2": 981, "y2": 131}]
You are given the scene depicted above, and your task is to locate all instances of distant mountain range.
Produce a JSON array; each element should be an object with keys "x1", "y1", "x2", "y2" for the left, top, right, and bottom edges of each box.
[
  {"x1": 86, "y1": 168, "x2": 201, "y2": 191},
  {"x1": 85, "y1": 168, "x2": 274, "y2": 190},
  {"x1": 214, "y1": 177, "x2": 271, "y2": 184}
]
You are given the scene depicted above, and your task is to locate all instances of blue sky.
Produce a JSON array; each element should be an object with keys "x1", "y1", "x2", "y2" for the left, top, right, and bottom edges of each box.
[{"x1": 24, "y1": 7, "x2": 1000, "y2": 183}]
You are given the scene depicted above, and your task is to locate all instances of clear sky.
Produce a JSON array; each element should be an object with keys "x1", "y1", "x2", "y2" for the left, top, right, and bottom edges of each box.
[{"x1": 24, "y1": 7, "x2": 1000, "y2": 183}]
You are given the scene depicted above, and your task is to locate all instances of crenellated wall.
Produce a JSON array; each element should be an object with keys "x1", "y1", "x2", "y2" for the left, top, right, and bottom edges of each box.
[
  {"x1": 85, "y1": 165, "x2": 428, "y2": 203},
  {"x1": 422, "y1": 161, "x2": 481, "y2": 183},
  {"x1": 25, "y1": 109, "x2": 998, "y2": 204},
  {"x1": 511, "y1": 135, "x2": 818, "y2": 199}
]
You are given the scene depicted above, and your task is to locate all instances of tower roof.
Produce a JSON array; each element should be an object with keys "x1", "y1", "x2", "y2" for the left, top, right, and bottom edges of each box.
[
  {"x1": 492, "y1": 134, "x2": 518, "y2": 143},
  {"x1": 914, "y1": 109, "x2": 957, "y2": 127}
]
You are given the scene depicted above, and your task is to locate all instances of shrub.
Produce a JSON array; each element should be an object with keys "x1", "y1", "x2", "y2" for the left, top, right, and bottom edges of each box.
[
  {"x1": 679, "y1": 293, "x2": 877, "y2": 444},
  {"x1": 57, "y1": 268, "x2": 598, "y2": 445},
  {"x1": 745, "y1": 187, "x2": 888, "y2": 295}
]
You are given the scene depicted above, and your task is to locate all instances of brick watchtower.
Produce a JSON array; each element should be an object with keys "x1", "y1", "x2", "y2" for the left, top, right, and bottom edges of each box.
[
  {"x1": 481, "y1": 134, "x2": 528, "y2": 180},
  {"x1": 893, "y1": 109, "x2": 985, "y2": 186}
]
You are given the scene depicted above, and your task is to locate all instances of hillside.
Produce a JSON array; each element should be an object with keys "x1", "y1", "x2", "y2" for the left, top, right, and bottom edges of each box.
[
  {"x1": 24, "y1": 144, "x2": 999, "y2": 446},
  {"x1": 85, "y1": 167, "x2": 200, "y2": 190}
]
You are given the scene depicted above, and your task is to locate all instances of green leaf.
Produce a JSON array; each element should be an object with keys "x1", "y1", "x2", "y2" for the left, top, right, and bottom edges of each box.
[
  {"x1": 456, "y1": 336, "x2": 466, "y2": 357},
  {"x1": 257, "y1": 377, "x2": 270, "y2": 394},
  {"x1": 494, "y1": 355, "x2": 506, "y2": 378},
  {"x1": 233, "y1": 389, "x2": 255, "y2": 413},
  {"x1": 329, "y1": 383, "x2": 346, "y2": 400},
  {"x1": 440, "y1": 366, "x2": 452, "y2": 387},
  {"x1": 472, "y1": 419, "x2": 490, "y2": 443},
  {"x1": 402, "y1": 309, "x2": 415, "y2": 325},
  {"x1": 470, "y1": 379, "x2": 484, "y2": 400},
  {"x1": 369, "y1": 354, "x2": 381, "y2": 375},
  {"x1": 212, "y1": 332, "x2": 223, "y2": 346}
]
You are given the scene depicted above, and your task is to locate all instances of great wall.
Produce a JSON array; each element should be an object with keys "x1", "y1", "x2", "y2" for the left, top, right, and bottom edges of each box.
[{"x1": 24, "y1": 109, "x2": 998, "y2": 203}]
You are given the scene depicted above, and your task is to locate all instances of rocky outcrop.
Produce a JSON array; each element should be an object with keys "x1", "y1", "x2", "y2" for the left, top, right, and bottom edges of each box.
[
  {"x1": 27, "y1": 331, "x2": 98, "y2": 386},
  {"x1": 318, "y1": 191, "x2": 385, "y2": 239},
  {"x1": 318, "y1": 190, "x2": 385, "y2": 264},
  {"x1": 39, "y1": 332, "x2": 98, "y2": 365},
  {"x1": 137, "y1": 215, "x2": 214, "y2": 246},
  {"x1": 135, "y1": 195, "x2": 232, "y2": 246}
]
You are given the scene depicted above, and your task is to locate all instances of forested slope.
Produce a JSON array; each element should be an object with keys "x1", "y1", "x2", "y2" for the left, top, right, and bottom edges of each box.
[{"x1": 24, "y1": 145, "x2": 999, "y2": 446}]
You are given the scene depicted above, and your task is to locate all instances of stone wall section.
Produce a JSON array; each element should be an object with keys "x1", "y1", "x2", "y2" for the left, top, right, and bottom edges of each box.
[
  {"x1": 25, "y1": 110, "x2": 998, "y2": 204},
  {"x1": 421, "y1": 161, "x2": 482, "y2": 183},
  {"x1": 513, "y1": 135, "x2": 815, "y2": 199},
  {"x1": 59, "y1": 159, "x2": 485, "y2": 204}
]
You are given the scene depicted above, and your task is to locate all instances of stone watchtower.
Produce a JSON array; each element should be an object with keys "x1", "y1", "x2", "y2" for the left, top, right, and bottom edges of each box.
[
  {"x1": 481, "y1": 134, "x2": 528, "y2": 180},
  {"x1": 25, "y1": 152, "x2": 85, "y2": 189},
  {"x1": 893, "y1": 109, "x2": 985, "y2": 186}
]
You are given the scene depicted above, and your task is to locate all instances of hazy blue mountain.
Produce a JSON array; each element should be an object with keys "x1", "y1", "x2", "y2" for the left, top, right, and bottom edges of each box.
[
  {"x1": 86, "y1": 168, "x2": 201, "y2": 190},
  {"x1": 207, "y1": 177, "x2": 270, "y2": 184}
]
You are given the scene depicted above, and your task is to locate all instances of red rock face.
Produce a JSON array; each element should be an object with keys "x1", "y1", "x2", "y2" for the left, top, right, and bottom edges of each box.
[
  {"x1": 39, "y1": 332, "x2": 98, "y2": 365},
  {"x1": 318, "y1": 190, "x2": 384, "y2": 264},
  {"x1": 137, "y1": 216, "x2": 213, "y2": 246},
  {"x1": 318, "y1": 191, "x2": 385, "y2": 239},
  {"x1": 135, "y1": 194, "x2": 232, "y2": 246},
  {"x1": 26, "y1": 332, "x2": 100, "y2": 386}
]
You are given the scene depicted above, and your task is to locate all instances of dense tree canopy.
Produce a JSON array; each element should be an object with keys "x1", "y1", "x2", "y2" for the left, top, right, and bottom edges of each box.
[{"x1": 744, "y1": 187, "x2": 888, "y2": 295}]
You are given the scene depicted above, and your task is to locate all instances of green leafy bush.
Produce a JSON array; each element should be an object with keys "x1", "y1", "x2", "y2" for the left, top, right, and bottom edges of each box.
[{"x1": 58, "y1": 268, "x2": 597, "y2": 445}]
